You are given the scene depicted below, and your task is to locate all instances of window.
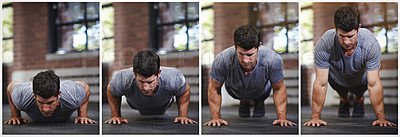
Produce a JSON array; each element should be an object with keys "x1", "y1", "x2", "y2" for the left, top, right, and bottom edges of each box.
[
  {"x1": 150, "y1": 2, "x2": 199, "y2": 52},
  {"x1": 101, "y1": 2, "x2": 114, "y2": 62},
  {"x1": 359, "y1": 3, "x2": 398, "y2": 53},
  {"x1": 48, "y1": 2, "x2": 100, "y2": 54},
  {"x1": 250, "y1": 2, "x2": 299, "y2": 54},
  {"x1": 2, "y1": 2, "x2": 13, "y2": 63},
  {"x1": 300, "y1": 2, "x2": 313, "y2": 66},
  {"x1": 201, "y1": 2, "x2": 214, "y2": 65}
]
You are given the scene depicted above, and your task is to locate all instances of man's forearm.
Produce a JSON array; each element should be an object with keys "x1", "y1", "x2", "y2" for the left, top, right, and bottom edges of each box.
[
  {"x1": 208, "y1": 86, "x2": 222, "y2": 119},
  {"x1": 107, "y1": 85, "x2": 122, "y2": 117},
  {"x1": 7, "y1": 82, "x2": 22, "y2": 118},
  {"x1": 368, "y1": 80, "x2": 385, "y2": 120},
  {"x1": 311, "y1": 83, "x2": 327, "y2": 119},
  {"x1": 177, "y1": 83, "x2": 190, "y2": 118},
  {"x1": 273, "y1": 87, "x2": 287, "y2": 120}
]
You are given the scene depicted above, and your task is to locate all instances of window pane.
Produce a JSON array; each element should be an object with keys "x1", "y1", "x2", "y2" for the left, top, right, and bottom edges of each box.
[
  {"x1": 101, "y1": 6, "x2": 114, "y2": 38},
  {"x1": 273, "y1": 26, "x2": 288, "y2": 53},
  {"x1": 57, "y1": 24, "x2": 87, "y2": 52},
  {"x1": 258, "y1": 3, "x2": 285, "y2": 25},
  {"x1": 102, "y1": 38, "x2": 115, "y2": 62},
  {"x1": 288, "y1": 24, "x2": 299, "y2": 53},
  {"x1": 173, "y1": 24, "x2": 188, "y2": 51},
  {"x1": 387, "y1": 24, "x2": 398, "y2": 53},
  {"x1": 2, "y1": 6, "x2": 13, "y2": 38},
  {"x1": 57, "y1": 3, "x2": 85, "y2": 24},
  {"x1": 158, "y1": 2, "x2": 185, "y2": 24},
  {"x1": 201, "y1": 40, "x2": 214, "y2": 65},
  {"x1": 2, "y1": 39, "x2": 13, "y2": 63},
  {"x1": 201, "y1": 8, "x2": 214, "y2": 41},
  {"x1": 300, "y1": 40, "x2": 314, "y2": 65},
  {"x1": 87, "y1": 2, "x2": 99, "y2": 20},
  {"x1": 88, "y1": 21, "x2": 100, "y2": 50},
  {"x1": 188, "y1": 21, "x2": 199, "y2": 50},
  {"x1": 300, "y1": 8, "x2": 313, "y2": 40},
  {"x1": 261, "y1": 27, "x2": 274, "y2": 49},
  {"x1": 360, "y1": 3, "x2": 385, "y2": 25},
  {"x1": 386, "y1": 3, "x2": 398, "y2": 22},
  {"x1": 188, "y1": 2, "x2": 199, "y2": 20},
  {"x1": 158, "y1": 24, "x2": 188, "y2": 51},
  {"x1": 371, "y1": 26, "x2": 387, "y2": 53},
  {"x1": 287, "y1": 3, "x2": 298, "y2": 22}
]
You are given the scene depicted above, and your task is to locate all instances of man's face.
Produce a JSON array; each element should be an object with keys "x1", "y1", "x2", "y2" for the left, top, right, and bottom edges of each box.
[
  {"x1": 135, "y1": 72, "x2": 160, "y2": 97},
  {"x1": 235, "y1": 46, "x2": 259, "y2": 73},
  {"x1": 336, "y1": 28, "x2": 359, "y2": 51},
  {"x1": 34, "y1": 94, "x2": 60, "y2": 117}
]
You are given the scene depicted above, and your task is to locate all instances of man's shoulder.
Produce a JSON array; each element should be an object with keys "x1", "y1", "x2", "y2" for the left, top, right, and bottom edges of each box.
[
  {"x1": 258, "y1": 46, "x2": 281, "y2": 65},
  {"x1": 12, "y1": 82, "x2": 32, "y2": 93},
  {"x1": 160, "y1": 66, "x2": 184, "y2": 79}
]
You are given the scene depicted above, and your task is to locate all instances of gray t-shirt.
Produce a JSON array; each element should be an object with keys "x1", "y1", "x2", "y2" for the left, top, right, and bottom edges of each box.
[
  {"x1": 12, "y1": 80, "x2": 85, "y2": 122},
  {"x1": 314, "y1": 28, "x2": 381, "y2": 87},
  {"x1": 110, "y1": 67, "x2": 186, "y2": 112},
  {"x1": 210, "y1": 46, "x2": 284, "y2": 100}
]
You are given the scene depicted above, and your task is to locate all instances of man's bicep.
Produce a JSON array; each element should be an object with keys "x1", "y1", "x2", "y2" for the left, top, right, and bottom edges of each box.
[
  {"x1": 367, "y1": 69, "x2": 380, "y2": 86},
  {"x1": 271, "y1": 80, "x2": 285, "y2": 90},
  {"x1": 314, "y1": 67, "x2": 329, "y2": 86},
  {"x1": 209, "y1": 77, "x2": 223, "y2": 91}
]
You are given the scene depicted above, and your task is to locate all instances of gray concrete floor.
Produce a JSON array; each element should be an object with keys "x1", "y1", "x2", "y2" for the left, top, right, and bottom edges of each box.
[
  {"x1": 202, "y1": 104, "x2": 299, "y2": 135},
  {"x1": 102, "y1": 102, "x2": 199, "y2": 134},
  {"x1": 3, "y1": 102, "x2": 99, "y2": 135},
  {"x1": 301, "y1": 104, "x2": 398, "y2": 134}
]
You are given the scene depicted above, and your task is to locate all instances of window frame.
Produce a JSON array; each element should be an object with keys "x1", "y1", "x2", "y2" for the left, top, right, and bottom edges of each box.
[
  {"x1": 249, "y1": 2, "x2": 299, "y2": 54},
  {"x1": 149, "y1": 2, "x2": 199, "y2": 52},
  {"x1": 48, "y1": 2, "x2": 100, "y2": 54}
]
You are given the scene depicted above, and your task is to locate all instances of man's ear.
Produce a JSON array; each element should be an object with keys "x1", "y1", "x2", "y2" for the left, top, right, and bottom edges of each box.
[
  {"x1": 358, "y1": 24, "x2": 361, "y2": 32},
  {"x1": 58, "y1": 90, "x2": 61, "y2": 99},
  {"x1": 158, "y1": 69, "x2": 162, "y2": 77},
  {"x1": 32, "y1": 91, "x2": 36, "y2": 99}
]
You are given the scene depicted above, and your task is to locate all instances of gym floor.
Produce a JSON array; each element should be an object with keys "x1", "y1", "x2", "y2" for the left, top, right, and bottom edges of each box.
[
  {"x1": 102, "y1": 102, "x2": 199, "y2": 134},
  {"x1": 3, "y1": 102, "x2": 99, "y2": 135},
  {"x1": 202, "y1": 104, "x2": 299, "y2": 135},
  {"x1": 301, "y1": 104, "x2": 398, "y2": 134}
]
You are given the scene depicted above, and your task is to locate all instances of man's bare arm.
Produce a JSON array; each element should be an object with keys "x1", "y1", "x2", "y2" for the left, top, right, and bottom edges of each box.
[
  {"x1": 74, "y1": 81, "x2": 97, "y2": 124},
  {"x1": 303, "y1": 67, "x2": 329, "y2": 126},
  {"x1": 174, "y1": 83, "x2": 197, "y2": 124},
  {"x1": 204, "y1": 77, "x2": 227, "y2": 126},
  {"x1": 367, "y1": 69, "x2": 396, "y2": 126},
  {"x1": 271, "y1": 80, "x2": 296, "y2": 126},
  {"x1": 4, "y1": 81, "x2": 28, "y2": 125},
  {"x1": 104, "y1": 83, "x2": 128, "y2": 124}
]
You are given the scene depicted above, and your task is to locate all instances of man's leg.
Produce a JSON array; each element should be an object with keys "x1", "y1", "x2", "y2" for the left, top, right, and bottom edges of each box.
[
  {"x1": 350, "y1": 82, "x2": 368, "y2": 117},
  {"x1": 225, "y1": 86, "x2": 250, "y2": 117},
  {"x1": 252, "y1": 82, "x2": 272, "y2": 117},
  {"x1": 328, "y1": 76, "x2": 351, "y2": 117}
]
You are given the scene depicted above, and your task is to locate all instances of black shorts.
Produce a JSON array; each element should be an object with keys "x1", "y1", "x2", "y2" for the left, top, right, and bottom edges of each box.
[{"x1": 328, "y1": 75, "x2": 368, "y2": 97}]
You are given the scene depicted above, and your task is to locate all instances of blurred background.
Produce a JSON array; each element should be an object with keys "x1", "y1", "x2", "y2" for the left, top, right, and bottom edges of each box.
[
  {"x1": 300, "y1": 2, "x2": 398, "y2": 107},
  {"x1": 201, "y1": 2, "x2": 299, "y2": 107},
  {"x1": 101, "y1": 2, "x2": 199, "y2": 105},
  {"x1": 2, "y1": 2, "x2": 100, "y2": 104}
]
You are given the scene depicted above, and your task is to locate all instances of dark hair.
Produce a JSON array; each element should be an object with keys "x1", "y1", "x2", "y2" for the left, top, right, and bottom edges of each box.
[
  {"x1": 234, "y1": 25, "x2": 261, "y2": 50},
  {"x1": 132, "y1": 50, "x2": 160, "y2": 77},
  {"x1": 334, "y1": 6, "x2": 360, "y2": 32},
  {"x1": 32, "y1": 71, "x2": 60, "y2": 98}
]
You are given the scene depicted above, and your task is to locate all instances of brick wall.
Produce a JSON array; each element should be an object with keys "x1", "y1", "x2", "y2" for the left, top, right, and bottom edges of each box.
[
  {"x1": 4, "y1": 2, "x2": 101, "y2": 103},
  {"x1": 112, "y1": 2, "x2": 150, "y2": 71},
  {"x1": 12, "y1": 3, "x2": 99, "y2": 71},
  {"x1": 213, "y1": 3, "x2": 249, "y2": 55}
]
